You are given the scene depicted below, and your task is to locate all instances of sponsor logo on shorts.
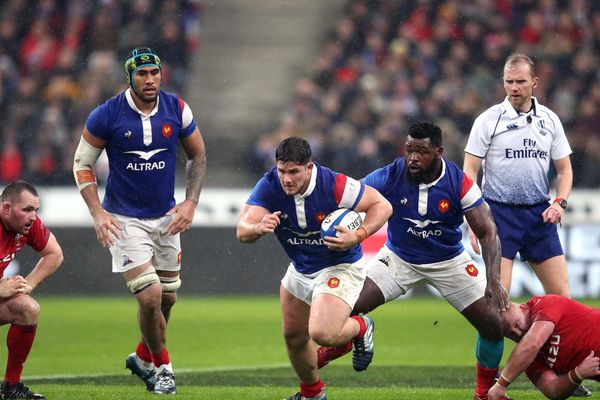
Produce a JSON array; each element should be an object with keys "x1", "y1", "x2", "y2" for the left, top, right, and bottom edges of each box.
[
  {"x1": 327, "y1": 277, "x2": 340, "y2": 288},
  {"x1": 122, "y1": 255, "x2": 133, "y2": 267},
  {"x1": 438, "y1": 199, "x2": 450, "y2": 213},
  {"x1": 378, "y1": 255, "x2": 390, "y2": 267},
  {"x1": 465, "y1": 264, "x2": 478, "y2": 277},
  {"x1": 177, "y1": 252, "x2": 182, "y2": 265}
]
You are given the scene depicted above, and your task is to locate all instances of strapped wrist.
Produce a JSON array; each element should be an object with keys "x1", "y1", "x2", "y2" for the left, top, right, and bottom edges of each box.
[
  {"x1": 356, "y1": 226, "x2": 368, "y2": 242},
  {"x1": 568, "y1": 368, "x2": 583, "y2": 385},
  {"x1": 497, "y1": 373, "x2": 511, "y2": 388}
]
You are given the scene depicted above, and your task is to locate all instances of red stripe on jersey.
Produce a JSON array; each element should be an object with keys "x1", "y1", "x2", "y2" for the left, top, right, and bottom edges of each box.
[
  {"x1": 178, "y1": 97, "x2": 185, "y2": 114},
  {"x1": 334, "y1": 174, "x2": 347, "y2": 204},
  {"x1": 460, "y1": 173, "x2": 474, "y2": 198}
]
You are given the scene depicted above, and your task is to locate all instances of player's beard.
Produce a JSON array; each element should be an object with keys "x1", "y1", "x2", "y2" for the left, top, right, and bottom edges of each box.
[{"x1": 405, "y1": 160, "x2": 438, "y2": 184}]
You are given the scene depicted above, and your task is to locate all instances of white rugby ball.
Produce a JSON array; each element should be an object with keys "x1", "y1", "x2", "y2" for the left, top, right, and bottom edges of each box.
[{"x1": 320, "y1": 208, "x2": 363, "y2": 239}]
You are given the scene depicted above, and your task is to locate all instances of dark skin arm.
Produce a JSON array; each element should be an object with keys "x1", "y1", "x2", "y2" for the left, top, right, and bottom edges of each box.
[
  {"x1": 464, "y1": 201, "x2": 509, "y2": 311},
  {"x1": 166, "y1": 128, "x2": 207, "y2": 235}
]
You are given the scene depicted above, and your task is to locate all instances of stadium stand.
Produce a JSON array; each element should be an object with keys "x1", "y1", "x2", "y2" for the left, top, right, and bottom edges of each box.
[
  {"x1": 252, "y1": 0, "x2": 600, "y2": 188},
  {"x1": 0, "y1": 0, "x2": 202, "y2": 185}
]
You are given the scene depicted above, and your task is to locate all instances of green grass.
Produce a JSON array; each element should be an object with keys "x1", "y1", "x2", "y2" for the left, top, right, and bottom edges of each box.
[{"x1": 0, "y1": 296, "x2": 599, "y2": 399}]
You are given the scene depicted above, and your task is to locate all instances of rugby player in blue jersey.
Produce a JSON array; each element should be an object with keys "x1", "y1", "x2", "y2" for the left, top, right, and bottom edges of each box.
[
  {"x1": 73, "y1": 47, "x2": 206, "y2": 394},
  {"x1": 237, "y1": 137, "x2": 392, "y2": 400},
  {"x1": 318, "y1": 121, "x2": 511, "y2": 400}
]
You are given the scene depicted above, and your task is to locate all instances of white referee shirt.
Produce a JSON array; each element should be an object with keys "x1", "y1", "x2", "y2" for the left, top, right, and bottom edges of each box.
[{"x1": 465, "y1": 97, "x2": 572, "y2": 206}]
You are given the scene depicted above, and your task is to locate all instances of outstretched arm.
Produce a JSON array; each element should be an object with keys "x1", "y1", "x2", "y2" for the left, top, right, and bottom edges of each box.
[
  {"x1": 465, "y1": 202, "x2": 508, "y2": 311},
  {"x1": 489, "y1": 320, "x2": 554, "y2": 400}
]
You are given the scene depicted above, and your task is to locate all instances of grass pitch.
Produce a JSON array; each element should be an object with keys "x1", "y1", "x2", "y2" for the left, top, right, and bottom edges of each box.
[{"x1": 1, "y1": 296, "x2": 599, "y2": 399}]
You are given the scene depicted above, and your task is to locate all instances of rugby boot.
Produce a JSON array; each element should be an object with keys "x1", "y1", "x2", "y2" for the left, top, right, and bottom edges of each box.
[
  {"x1": 282, "y1": 391, "x2": 327, "y2": 400},
  {"x1": 352, "y1": 314, "x2": 374, "y2": 371},
  {"x1": 154, "y1": 364, "x2": 176, "y2": 394},
  {"x1": 572, "y1": 384, "x2": 592, "y2": 397},
  {"x1": 125, "y1": 352, "x2": 156, "y2": 391},
  {"x1": 1, "y1": 382, "x2": 45, "y2": 399},
  {"x1": 317, "y1": 341, "x2": 352, "y2": 368}
]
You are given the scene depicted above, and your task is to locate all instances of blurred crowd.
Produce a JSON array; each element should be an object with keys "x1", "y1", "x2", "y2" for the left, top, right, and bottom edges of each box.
[
  {"x1": 0, "y1": 0, "x2": 202, "y2": 185},
  {"x1": 253, "y1": 0, "x2": 600, "y2": 187}
]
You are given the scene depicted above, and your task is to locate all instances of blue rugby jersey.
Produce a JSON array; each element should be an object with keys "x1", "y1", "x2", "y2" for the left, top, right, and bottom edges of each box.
[
  {"x1": 86, "y1": 89, "x2": 197, "y2": 218},
  {"x1": 363, "y1": 158, "x2": 483, "y2": 264},
  {"x1": 246, "y1": 162, "x2": 365, "y2": 274}
]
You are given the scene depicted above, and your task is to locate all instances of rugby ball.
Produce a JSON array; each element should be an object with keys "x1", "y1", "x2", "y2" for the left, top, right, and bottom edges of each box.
[{"x1": 320, "y1": 208, "x2": 363, "y2": 239}]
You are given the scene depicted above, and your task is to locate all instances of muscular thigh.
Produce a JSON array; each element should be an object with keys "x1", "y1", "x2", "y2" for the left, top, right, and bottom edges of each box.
[{"x1": 109, "y1": 213, "x2": 181, "y2": 273}]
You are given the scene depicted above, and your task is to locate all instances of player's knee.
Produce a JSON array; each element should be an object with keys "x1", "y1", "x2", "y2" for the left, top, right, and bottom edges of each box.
[
  {"x1": 160, "y1": 275, "x2": 181, "y2": 294},
  {"x1": 478, "y1": 314, "x2": 503, "y2": 341},
  {"x1": 282, "y1": 327, "x2": 310, "y2": 349},
  {"x1": 126, "y1": 267, "x2": 160, "y2": 295},
  {"x1": 309, "y1": 327, "x2": 338, "y2": 347},
  {"x1": 12, "y1": 295, "x2": 40, "y2": 324}
]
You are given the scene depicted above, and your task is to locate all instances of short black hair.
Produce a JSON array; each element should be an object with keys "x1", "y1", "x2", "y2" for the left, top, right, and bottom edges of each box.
[
  {"x1": 1, "y1": 180, "x2": 39, "y2": 203},
  {"x1": 408, "y1": 121, "x2": 443, "y2": 147},
  {"x1": 275, "y1": 137, "x2": 312, "y2": 165}
]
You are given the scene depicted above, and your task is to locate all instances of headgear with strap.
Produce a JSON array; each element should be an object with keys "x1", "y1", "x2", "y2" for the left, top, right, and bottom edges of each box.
[{"x1": 124, "y1": 47, "x2": 161, "y2": 93}]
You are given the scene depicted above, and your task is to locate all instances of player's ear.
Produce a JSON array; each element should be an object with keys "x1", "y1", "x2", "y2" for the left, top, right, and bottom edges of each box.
[{"x1": 532, "y1": 77, "x2": 539, "y2": 88}]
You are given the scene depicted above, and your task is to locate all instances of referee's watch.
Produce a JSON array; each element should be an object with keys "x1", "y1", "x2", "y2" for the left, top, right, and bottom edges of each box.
[{"x1": 554, "y1": 198, "x2": 568, "y2": 209}]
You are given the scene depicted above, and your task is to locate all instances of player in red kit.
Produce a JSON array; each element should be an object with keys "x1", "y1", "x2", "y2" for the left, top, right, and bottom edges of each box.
[
  {"x1": 0, "y1": 181, "x2": 63, "y2": 399},
  {"x1": 489, "y1": 295, "x2": 600, "y2": 400}
]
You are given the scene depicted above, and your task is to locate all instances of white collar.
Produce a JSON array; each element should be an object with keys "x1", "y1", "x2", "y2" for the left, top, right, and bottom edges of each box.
[
  {"x1": 418, "y1": 158, "x2": 446, "y2": 189},
  {"x1": 295, "y1": 163, "x2": 318, "y2": 200}
]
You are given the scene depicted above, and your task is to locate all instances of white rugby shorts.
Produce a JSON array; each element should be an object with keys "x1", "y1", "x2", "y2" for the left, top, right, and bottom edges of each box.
[
  {"x1": 368, "y1": 246, "x2": 486, "y2": 312},
  {"x1": 281, "y1": 258, "x2": 366, "y2": 308},
  {"x1": 108, "y1": 213, "x2": 182, "y2": 273}
]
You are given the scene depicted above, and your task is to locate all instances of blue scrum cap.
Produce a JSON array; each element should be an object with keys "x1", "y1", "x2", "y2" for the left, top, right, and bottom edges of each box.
[{"x1": 124, "y1": 47, "x2": 161, "y2": 85}]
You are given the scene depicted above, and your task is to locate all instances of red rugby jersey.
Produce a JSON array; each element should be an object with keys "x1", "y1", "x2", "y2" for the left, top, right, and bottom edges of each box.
[{"x1": 0, "y1": 216, "x2": 50, "y2": 277}]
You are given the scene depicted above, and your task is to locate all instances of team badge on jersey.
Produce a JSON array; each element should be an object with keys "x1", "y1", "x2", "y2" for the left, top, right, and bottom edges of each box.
[
  {"x1": 162, "y1": 123, "x2": 173, "y2": 138},
  {"x1": 438, "y1": 199, "x2": 450, "y2": 213},
  {"x1": 315, "y1": 211, "x2": 327, "y2": 224},
  {"x1": 327, "y1": 277, "x2": 340, "y2": 288},
  {"x1": 465, "y1": 264, "x2": 478, "y2": 277}
]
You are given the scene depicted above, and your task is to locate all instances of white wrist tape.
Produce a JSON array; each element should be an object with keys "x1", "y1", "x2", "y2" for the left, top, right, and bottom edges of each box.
[{"x1": 73, "y1": 136, "x2": 103, "y2": 191}]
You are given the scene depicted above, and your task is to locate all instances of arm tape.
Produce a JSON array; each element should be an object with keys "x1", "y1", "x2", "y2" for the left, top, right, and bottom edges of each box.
[{"x1": 73, "y1": 136, "x2": 103, "y2": 191}]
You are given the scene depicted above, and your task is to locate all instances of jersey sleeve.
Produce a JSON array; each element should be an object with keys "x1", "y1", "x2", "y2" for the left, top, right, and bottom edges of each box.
[
  {"x1": 460, "y1": 173, "x2": 484, "y2": 211},
  {"x1": 362, "y1": 165, "x2": 390, "y2": 196},
  {"x1": 333, "y1": 174, "x2": 364, "y2": 210},
  {"x1": 85, "y1": 103, "x2": 111, "y2": 140},
  {"x1": 26, "y1": 216, "x2": 51, "y2": 252},
  {"x1": 548, "y1": 111, "x2": 572, "y2": 160},
  {"x1": 529, "y1": 295, "x2": 567, "y2": 325},
  {"x1": 178, "y1": 97, "x2": 197, "y2": 138},
  {"x1": 246, "y1": 176, "x2": 274, "y2": 211},
  {"x1": 464, "y1": 112, "x2": 492, "y2": 158}
]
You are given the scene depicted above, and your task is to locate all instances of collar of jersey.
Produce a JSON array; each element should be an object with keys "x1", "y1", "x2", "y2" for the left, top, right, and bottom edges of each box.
[
  {"x1": 125, "y1": 88, "x2": 160, "y2": 118},
  {"x1": 502, "y1": 96, "x2": 538, "y2": 120},
  {"x1": 418, "y1": 158, "x2": 446, "y2": 190},
  {"x1": 294, "y1": 162, "x2": 318, "y2": 201}
]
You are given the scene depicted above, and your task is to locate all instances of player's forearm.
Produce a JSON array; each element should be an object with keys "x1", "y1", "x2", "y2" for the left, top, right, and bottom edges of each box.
[
  {"x1": 480, "y1": 234, "x2": 502, "y2": 282},
  {"x1": 236, "y1": 221, "x2": 262, "y2": 243},
  {"x1": 26, "y1": 252, "x2": 63, "y2": 290},
  {"x1": 185, "y1": 152, "x2": 206, "y2": 203},
  {"x1": 361, "y1": 200, "x2": 392, "y2": 239},
  {"x1": 554, "y1": 170, "x2": 572, "y2": 201},
  {"x1": 79, "y1": 184, "x2": 104, "y2": 216}
]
